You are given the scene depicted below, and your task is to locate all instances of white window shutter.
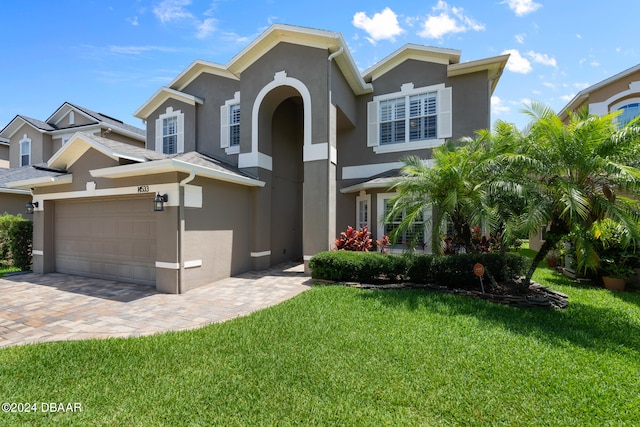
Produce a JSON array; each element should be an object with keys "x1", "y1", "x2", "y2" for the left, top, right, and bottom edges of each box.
[
  {"x1": 220, "y1": 104, "x2": 229, "y2": 148},
  {"x1": 367, "y1": 100, "x2": 379, "y2": 147},
  {"x1": 155, "y1": 117, "x2": 163, "y2": 153},
  {"x1": 437, "y1": 87, "x2": 452, "y2": 139},
  {"x1": 177, "y1": 113, "x2": 185, "y2": 153}
]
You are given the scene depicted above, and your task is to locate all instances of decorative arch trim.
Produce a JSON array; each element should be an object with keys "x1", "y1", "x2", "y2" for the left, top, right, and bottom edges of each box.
[{"x1": 239, "y1": 71, "x2": 319, "y2": 170}]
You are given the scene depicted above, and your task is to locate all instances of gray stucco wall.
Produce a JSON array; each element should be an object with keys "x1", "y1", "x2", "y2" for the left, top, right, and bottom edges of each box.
[
  {"x1": 183, "y1": 72, "x2": 240, "y2": 160},
  {"x1": 146, "y1": 98, "x2": 197, "y2": 153},
  {"x1": 182, "y1": 176, "x2": 253, "y2": 291}
]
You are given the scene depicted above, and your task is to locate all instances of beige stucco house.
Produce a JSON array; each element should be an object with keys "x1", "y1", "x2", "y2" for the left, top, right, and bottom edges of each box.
[
  {"x1": 0, "y1": 103, "x2": 145, "y2": 216},
  {"x1": 530, "y1": 62, "x2": 640, "y2": 251},
  {"x1": 7, "y1": 24, "x2": 508, "y2": 293}
]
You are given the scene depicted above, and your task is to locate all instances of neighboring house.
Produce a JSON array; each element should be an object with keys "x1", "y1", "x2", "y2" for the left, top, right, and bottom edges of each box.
[
  {"x1": 0, "y1": 137, "x2": 9, "y2": 168},
  {"x1": 0, "y1": 102, "x2": 145, "y2": 215},
  {"x1": 7, "y1": 24, "x2": 508, "y2": 293},
  {"x1": 530, "y1": 62, "x2": 640, "y2": 252}
]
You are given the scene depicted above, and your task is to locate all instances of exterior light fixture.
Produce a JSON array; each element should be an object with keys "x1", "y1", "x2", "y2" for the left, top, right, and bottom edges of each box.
[
  {"x1": 154, "y1": 193, "x2": 168, "y2": 212},
  {"x1": 25, "y1": 201, "x2": 38, "y2": 215}
]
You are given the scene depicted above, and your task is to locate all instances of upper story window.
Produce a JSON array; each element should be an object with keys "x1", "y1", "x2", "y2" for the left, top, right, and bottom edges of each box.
[
  {"x1": 368, "y1": 83, "x2": 452, "y2": 154},
  {"x1": 155, "y1": 107, "x2": 184, "y2": 155},
  {"x1": 616, "y1": 102, "x2": 640, "y2": 127},
  {"x1": 19, "y1": 134, "x2": 31, "y2": 167},
  {"x1": 221, "y1": 91, "x2": 241, "y2": 154}
]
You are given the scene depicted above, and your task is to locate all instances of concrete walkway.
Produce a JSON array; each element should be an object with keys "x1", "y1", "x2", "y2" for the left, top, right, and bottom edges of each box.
[{"x1": 0, "y1": 263, "x2": 311, "y2": 348}]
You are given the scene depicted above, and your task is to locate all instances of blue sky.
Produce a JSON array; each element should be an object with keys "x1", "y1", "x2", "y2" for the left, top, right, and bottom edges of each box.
[{"x1": 1, "y1": 0, "x2": 639, "y2": 132}]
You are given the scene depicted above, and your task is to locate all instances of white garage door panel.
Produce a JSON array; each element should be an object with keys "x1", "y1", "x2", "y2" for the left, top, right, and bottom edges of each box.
[{"x1": 55, "y1": 197, "x2": 156, "y2": 285}]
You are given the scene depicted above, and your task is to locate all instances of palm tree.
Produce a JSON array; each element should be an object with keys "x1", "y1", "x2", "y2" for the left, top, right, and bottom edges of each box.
[
  {"x1": 386, "y1": 137, "x2": 495, "y2": 254},
  {"x1": 500, "y1": 102, "x2": 640, "y2": 283}
]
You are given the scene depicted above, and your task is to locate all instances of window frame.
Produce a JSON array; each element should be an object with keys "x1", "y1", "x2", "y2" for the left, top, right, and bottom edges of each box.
[
  {"x1": 356, "y1": 192, "x2": 371, "y2": 230},
  {"x1": 19, "y1": 134, "x2": 31, "y2": 167},
  {"x1": 220, "y1": 91, "x2": 241, "y2": 155},
  {"x1": 611, "y1": 97, "x2": 640, "y2": 128},
  {"x1": 368, "y1": 83, "x2": 452, "y2": 154},
  {"x1": 155, "y1": 107, "x2": 184, "y2": 155},
  {"x1": 376, "y1": 192, "x2": 432, "y2": 253}
]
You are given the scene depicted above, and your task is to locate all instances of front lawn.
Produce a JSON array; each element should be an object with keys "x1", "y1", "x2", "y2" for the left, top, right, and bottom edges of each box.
[{"x1": 1, "y1": 264, "x2": 639, "y2": 425}]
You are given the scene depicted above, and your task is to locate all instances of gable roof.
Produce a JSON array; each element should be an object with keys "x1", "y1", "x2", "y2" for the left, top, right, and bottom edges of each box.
[
  {"x1": 135, "y1": 24, "x2": 373, "y2": 120},
  {"x1": 20, "y1": 132, "x2": 264, "y2": 189},
  {"x1": 0, "y1": 102, "x2": 145, "y2": 140},
  {"x1": 134, "y1": 88, "x2": 205, "y2": 122},
  {"x1": 559, "y1": 62, "x2": 640, "y2": 119},
  {"x1": 363, "y1": 44, "x2": 461, "y2": 82}
]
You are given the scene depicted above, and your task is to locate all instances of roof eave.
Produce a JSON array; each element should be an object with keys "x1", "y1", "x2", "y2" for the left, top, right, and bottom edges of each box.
[
  {"x1": 5, "y1": 174, "x2": 73, "y2": 189},
  {"x1": 134, "y1": 87, "x2": 205, "y2": 120},
  {"x1": 447, "y1": 53, "x2": 510, "y2": 95},
  {"x1": 90, "y1": 158, "x2": 265, "y2": 188},
  {"x1": 363, "y1": 44, "x2": 461, "y2": 82}
]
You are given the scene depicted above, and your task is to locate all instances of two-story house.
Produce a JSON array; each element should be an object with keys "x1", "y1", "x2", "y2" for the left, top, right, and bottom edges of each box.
[
  {"x1": 0, "y1": 102, "x2": 145, "y2": 216},
  {"x1": 7, "y1": 24, "x2": 508, "y2": 293},
  {"x1": 530, "y1": 61, "x2": 640, "y2": 252}
]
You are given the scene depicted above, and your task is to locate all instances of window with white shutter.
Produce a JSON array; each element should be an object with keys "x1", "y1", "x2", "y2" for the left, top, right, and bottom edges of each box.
[{"x1": 367, "y1": 83, "x2": 452, "y2": 154}]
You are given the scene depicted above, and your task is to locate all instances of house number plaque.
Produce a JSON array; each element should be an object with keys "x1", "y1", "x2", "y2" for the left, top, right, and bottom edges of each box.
[{"x1": 137, "y1": 185, "x2": 150, "y2": 193}]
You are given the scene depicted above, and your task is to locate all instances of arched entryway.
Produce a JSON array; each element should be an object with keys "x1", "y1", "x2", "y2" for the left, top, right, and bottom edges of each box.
[{"x1": 270, "y1": 96, "x2": 303, "y2": 264}]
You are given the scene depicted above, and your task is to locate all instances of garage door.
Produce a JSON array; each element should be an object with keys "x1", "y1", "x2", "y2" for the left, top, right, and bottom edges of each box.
[{"x1": 55, "y1": 196, "x2": 156, "y2": 285}]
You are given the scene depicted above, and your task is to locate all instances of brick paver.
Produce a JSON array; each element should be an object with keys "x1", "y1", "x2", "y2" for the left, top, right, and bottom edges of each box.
[{"x1": 0, "y1": 263, "x2": 310, "y2": 348}]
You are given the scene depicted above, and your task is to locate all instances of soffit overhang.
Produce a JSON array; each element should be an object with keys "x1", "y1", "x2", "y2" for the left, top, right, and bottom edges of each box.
[
  {"x1": 447, "y1": 53, "x2": 510, "y2": 95},
  {"x1": 134, "y1": 87, "x2": 205, "y2": 121},
  {"x1": 363, "y1": 44, "x2": 461, "y2": 82},
  {"x1": 90, "y1": 158, "x2": 265, "y2": 188}
]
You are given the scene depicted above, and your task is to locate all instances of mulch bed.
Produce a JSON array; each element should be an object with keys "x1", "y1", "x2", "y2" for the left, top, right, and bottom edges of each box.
[{"x1": 312, "y1": 279, "x2": 569, "y2": 310}]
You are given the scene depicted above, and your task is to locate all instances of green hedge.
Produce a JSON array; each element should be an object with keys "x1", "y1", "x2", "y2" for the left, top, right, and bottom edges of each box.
[
  {"x1": 0, "y1": 213, "x2": 33, "y2": 271},
  {"x1": 309, "y1": 251, "x2": 528, "y2": 286}
]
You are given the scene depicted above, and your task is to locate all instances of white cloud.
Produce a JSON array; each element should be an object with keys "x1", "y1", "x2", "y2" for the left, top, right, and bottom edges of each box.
[
  {"x1": 560, "y1": 94, "x2": 575, "y2": 102},
  {"x1": 576, "y1": 34, "x2": 582, "y2": 39},
  {"x1": 153, "y1": 0, "x2": 218, "y2": 39},
  {"x1": 491, "y1": 96, "x2": 510, "y2": 115},
  {"x1": 153, "y1": 0, "x2": 193, "y2": 24},
  {"x1": 417, "y1": 1, "x2": 485, "y2": 39},
  {"x1": 526, "y1": 51, "x2": 557, "y2": 68},
  {"x1": 108, "y1": 45, "x2": 177, "y2": 55},
  {"x1": 196, "y1": 18, "x2": 216, "y2": 39},
  {"x1": 502, "y1": 0, "x2": 542, "y2": 17},
  {"x1": 591, "y1": 60, "x2": 601, "y2": 67},
  {"x1": 515, "y1": 33, "x2": 525, "y2": 44},
  {"x1": 127, "y1": 16, "x2": 139, "y2": 26},
  {"x1": 502, "y1": 49, "x2": 532, "y2": 74},
  {"x1": 352, "y1": 7, "x2": 404, "y2": 44}
]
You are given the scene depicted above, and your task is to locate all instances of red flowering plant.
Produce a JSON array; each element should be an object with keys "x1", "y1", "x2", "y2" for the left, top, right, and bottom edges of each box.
[
  {"x1": 334, "y1": 226, "x2": 373, "y2": 251},
  {"x1": 376, "y1": 235, "x2": 390, "y2": 253}
]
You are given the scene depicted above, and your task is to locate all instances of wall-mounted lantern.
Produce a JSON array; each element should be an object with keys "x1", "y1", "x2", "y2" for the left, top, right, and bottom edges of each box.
[
  {"x1": 154, "y1": 193, "x2": 168, "y2": 212},
  {"x1": 25, "y1": 201, "x2": 39, "y2": 215}
]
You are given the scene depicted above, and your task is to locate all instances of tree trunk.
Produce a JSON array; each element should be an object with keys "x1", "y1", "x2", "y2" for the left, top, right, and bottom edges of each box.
[
  {"x1": 524, "y1": 218, "x2": 568, "y2": 285},
  {"x1": 524, "y1": 236, "x2": 559, "y2": 285}
]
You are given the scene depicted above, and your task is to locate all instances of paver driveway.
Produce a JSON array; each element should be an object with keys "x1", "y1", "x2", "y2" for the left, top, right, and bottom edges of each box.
[{"x1": 0, "y1": 262, "x2": 311, "y2": 348}]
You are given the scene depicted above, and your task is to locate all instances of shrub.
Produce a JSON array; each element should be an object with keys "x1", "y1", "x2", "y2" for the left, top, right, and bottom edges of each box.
[
  {"x1": 309, "y1": 251, "x2": 404, "y2": 283},
  {"x1": 310, "y1": 251, "x2": 528, "y2": 288},
  {"x1": 0, "y1": 213, "x2": 32, "y2": 270},
  {"x1": 334, "y1": 226, "x2": 372, "y2": 251}
]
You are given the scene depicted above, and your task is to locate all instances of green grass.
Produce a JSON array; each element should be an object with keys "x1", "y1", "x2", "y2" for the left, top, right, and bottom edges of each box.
[
  {"x1": 0, "y1": 265, "x2": 20, "y2": 277},
  {"x1": 1, "y1": 259, "x2": 640, "y2": 425}
]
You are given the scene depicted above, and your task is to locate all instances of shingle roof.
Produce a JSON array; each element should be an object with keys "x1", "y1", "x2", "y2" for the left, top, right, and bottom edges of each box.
[
  {"x1": 16, "y1": 115, "x2": 57, "y2": 131},
  {"x1": 172, "y1": 151, "x2": 258, "y2": 181},
  {"x1": 67, "y1": 103, "x2": 145, "y2": 136},
  {"x1": 88, "y1": 134, "x2": 166, "y2": 161},
  {"x1": 0, "y1": 164, "x2": 67, "y2": 189}
]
